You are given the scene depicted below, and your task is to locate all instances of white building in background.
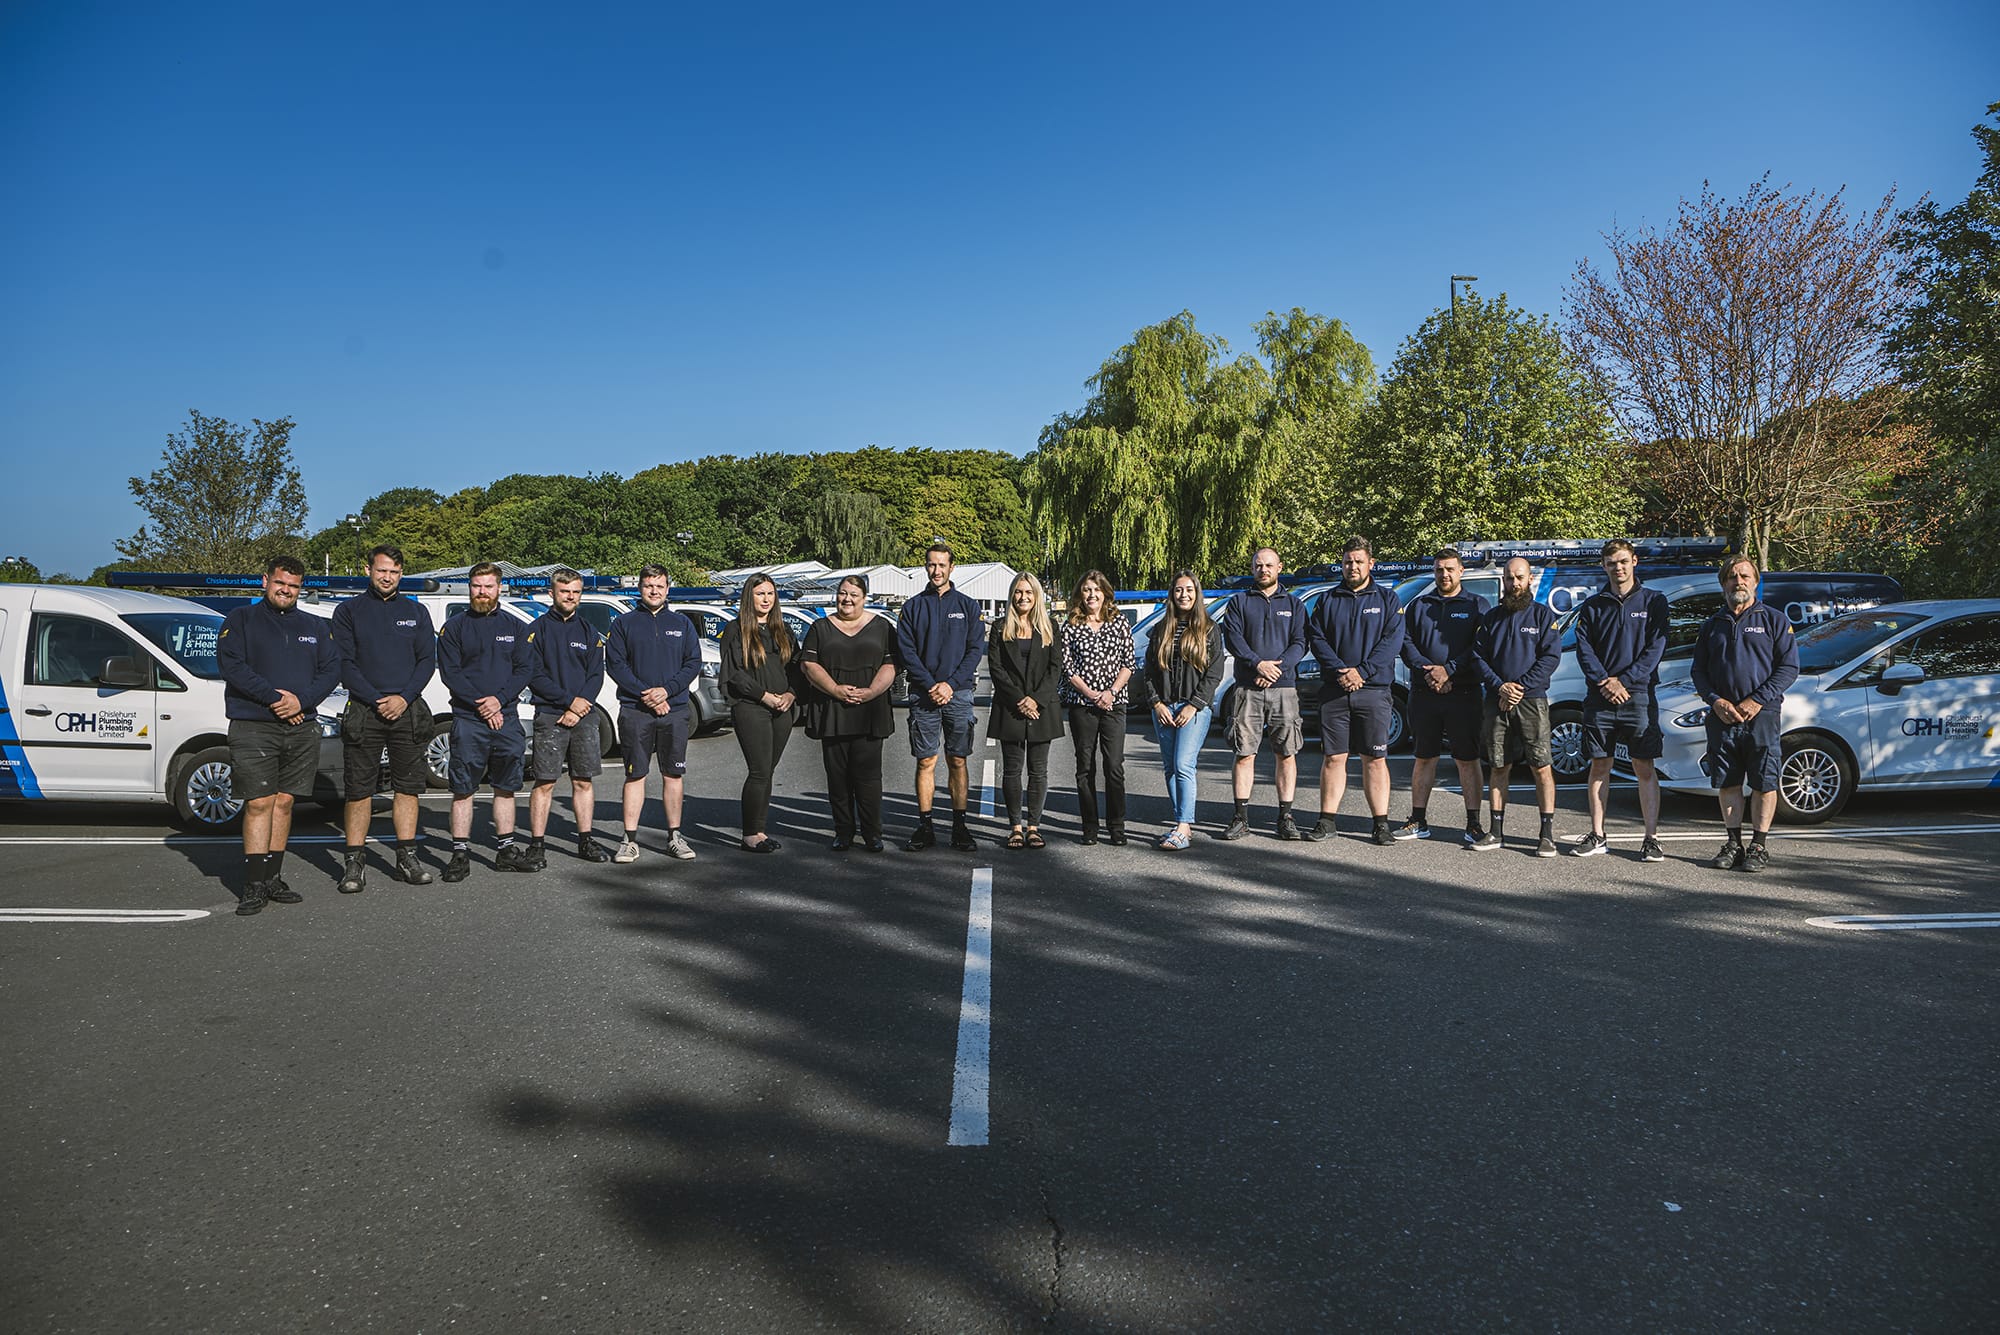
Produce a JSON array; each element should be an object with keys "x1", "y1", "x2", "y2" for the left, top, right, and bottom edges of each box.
[
  {"x1": 708, "y1": 560, "x2": 833, "y2": 590},
  {"x1": 708, "y1": 558, "x2": 1020, "y2": 619}
]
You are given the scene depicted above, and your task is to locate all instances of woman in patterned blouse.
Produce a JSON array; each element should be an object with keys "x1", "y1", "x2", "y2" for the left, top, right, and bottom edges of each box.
[{"x1": 1060, "y1": 570, "x2": 1134, "y2": 845}]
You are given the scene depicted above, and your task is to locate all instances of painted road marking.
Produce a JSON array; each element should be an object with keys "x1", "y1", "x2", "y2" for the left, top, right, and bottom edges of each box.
[
  {"x1": 948, "y1": 866, "x2": 993, "y2": 1147},
  {"x1": 980, "y1": 758, "x2": 997, "y2": 819},
  {"x1": 0, "y1": 908, "x2": 210, "y2": 924},
  {"x1": 1606, "y1": 824, "x2": 2000, "y2": 842},
  {"x1": 1806, "y1": 912, "x2": 2000, "y2": 931}
]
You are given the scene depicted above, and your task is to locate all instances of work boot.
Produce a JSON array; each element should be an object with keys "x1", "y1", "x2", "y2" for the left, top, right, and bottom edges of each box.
[
  {"x1": 1217, "y1": 812, "x2": 1250, "y2": 841},
  {"x1": 393, "y1": 848, "x2": 433, "y2": 885},
  {"x1": 442, "y1": 850, "x2": 472, "y2": 883},
  {"x1": 950, "y1": 819, "x2": 978, "y2": 852},
  {"x1": 520, "y1": 841, "x2": 548, "y2": 872},
  {"x1": 264, "y1": 876, "x2": 302, "y2": 904},
  {"x1": 906, "y1": 819, "x2": 937, "y2": 851},
  {"x1": 338, "y1": 853, "x2": 368, "y2": 894},
  {"x1": 576, "y1": 836, "x2": 610, "y2": 863},
  {"x1": 496, "y1": 843, "x2": 531, "y2": 872},
  {"x1": 235, "y1": 881, "x2": 269, "y2": 916}
]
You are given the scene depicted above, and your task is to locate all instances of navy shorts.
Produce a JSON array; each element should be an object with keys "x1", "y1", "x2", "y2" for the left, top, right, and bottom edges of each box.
[
  {"x1": 1408, "y1": 687, "x2": 1482, "y2": 762},
  {"x1": 1583, "y1": 691, "x2": 1663, "y2": 761},
  {"x1": 1318, "y1": 688, "x2": 1394, "y2": 757},
  {"x1": 620, "y1": 706, "x2": 690, "y2": 781},
  {"x1": 449, "y1": 715, "x2": 526, "y2": 796},
  {"x1": 1704, "y1": 709, "x2": 1782, "y2": 793},
  {"x1": 908, "y1": 694, "x2": 976, "y2": 759}
]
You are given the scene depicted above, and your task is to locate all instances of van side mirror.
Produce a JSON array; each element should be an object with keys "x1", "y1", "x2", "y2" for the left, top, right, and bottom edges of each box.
[
  {"x1": 99, "y1": 656, "x2": 151, "y2": 689},
  {"x1": 1876, "y1": 661, "x2": 1925, "y2": 694}
]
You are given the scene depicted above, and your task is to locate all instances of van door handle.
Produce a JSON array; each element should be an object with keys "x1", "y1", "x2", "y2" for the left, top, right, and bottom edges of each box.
[{"x1": 25, "y1": 706, "x2": 53, "y2": 716}]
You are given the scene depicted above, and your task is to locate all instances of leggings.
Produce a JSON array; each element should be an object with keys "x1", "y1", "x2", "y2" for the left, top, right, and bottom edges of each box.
[
  {"x1": 732, "y1": 703, "x2": 793, "y2": 836},
  {"x1": 821, "y1": 736, "x2": 884, "y2": 842},
  {"x1": 1067, "y1": 706, "x2": 1126, "y2": 834},
  {"x1": 1000, "y1": 739, "x2": 1050, "y2": 828}
]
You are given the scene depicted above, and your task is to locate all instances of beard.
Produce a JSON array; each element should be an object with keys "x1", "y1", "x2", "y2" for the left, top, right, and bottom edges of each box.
[
  {"x1": 469, "y1": 593, "x2": 500, "y2": 614},
  {"x1": 1728, "y1": 587, "x2": 1754, "y2": 608},
  {"x1": 1500, "y1": 589, "x2": 1534, "y2": 612}
]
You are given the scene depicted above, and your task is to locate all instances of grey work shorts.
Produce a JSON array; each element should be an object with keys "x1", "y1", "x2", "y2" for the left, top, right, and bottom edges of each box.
[
  {"x1": 1228, "y1": 685, "x2": 1302, "y2": 758},
  {"x1": 1482, "y1": 697, "x2": 1553, "y2": 770},
  {"x1": 530, "y1": 711, "x2": 603, "y2": 783}
]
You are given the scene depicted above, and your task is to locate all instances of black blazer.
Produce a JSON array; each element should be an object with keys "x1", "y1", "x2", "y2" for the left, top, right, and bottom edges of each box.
[{"x1": 985, "y1": 624, "x2": 1065, "y2": 744}]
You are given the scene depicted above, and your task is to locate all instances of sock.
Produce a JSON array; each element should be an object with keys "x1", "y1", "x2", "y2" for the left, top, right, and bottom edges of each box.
[
  {"x1": 667, "y1": 826, "x2": 679, "y2": 838},
  {"x1": 394, "y1": 840, "x2": 413, "y2": 853},
  {"x1": 452, "y1": 839, "x2": 468, "y2": 853},
  {"x1": 1373, "y1": 813, "x2": 1390, "y2": 829},
  {"x1": 1465, "y1": 809, "x2": 1480, "y2": 829},
  {"x1": 1233, "y1": 799, "x2": 1248, "y2": 820},
  {"x1": 270, "y1": 850, "x2": 285, "y2": 877},
  {"x1": 529, "y1": 836, "x2": 545, "y2": 850},
  {"x1": 244, "y1": 852, "x2": 270, "y2": 881},
  {"x1": 1278, "y1": 800, "x2": 1293, "y2": 819},
  {"x1": 624, "y1": 827, "x2": 638, "y2": 841},
  {"x1": 1751, "y1": 829, "x2": 1768, "y2": 847},
  {"x1": 498, "y1": 834, "x2": 515, "y2": 850},
  {"x1": 1539, "y1": 814, "x2": 1553, "y2": 838},
  {"x1": 1412, "y1": 806, "x2": 1427, "y2": 828},
  {"x1": 1492, "y1": 814, "x2": 1505, "y2": 839},
  {"x1": 1727, "y1": 826, "x2": 1743, "y2": 845}
]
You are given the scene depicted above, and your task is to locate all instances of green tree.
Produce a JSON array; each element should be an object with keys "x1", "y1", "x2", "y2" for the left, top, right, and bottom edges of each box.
[
  {"x1": 0, "y1": 557, "x2": 43, "y2": 583},
  {"x1": 118, "y1": 411, "x2": 309, "y2": 571},
  {"x1": 1354, "y1": 291, "x2": 1633, "y2": 552},
  {"x1": 801, "y1": 490, "x2": 904, "y2": 565},
  {"x1": 1031, "y1": 312, "x2": 1271, "y2": 587},
  {"x1": 1255, "y1": 308, "x2": 1376, "y2": 565}
]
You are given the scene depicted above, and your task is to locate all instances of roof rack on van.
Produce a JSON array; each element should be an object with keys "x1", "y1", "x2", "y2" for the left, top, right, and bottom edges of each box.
[
  {"x1": 1449, "y1": 538, "x2": 1731, "y2": 565},
  {"x1": 108, "y1": 572, "x2": 443, "y2": 593}
]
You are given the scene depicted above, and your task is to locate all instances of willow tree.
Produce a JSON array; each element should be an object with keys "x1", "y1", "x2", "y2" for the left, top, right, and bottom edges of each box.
[{"x1": 1030, "y1": 312, "x2": 1271, "y2": 587}]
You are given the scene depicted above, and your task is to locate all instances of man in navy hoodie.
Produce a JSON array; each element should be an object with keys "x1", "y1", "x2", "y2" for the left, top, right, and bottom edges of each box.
[
  {"x1": 1306, "y1": 536, "x2": 1405, "y2": 845},
  {"x1": 525, "y1": 567, "x2": 610, "y2": 869},
  {"x1": 436, "y1": 563, "x2": 535, "y2": 881},
  {"x1": 606, "y1": 564, "x2": 703, "y2": 864},
  {"x1": 1570, "y1": 539, "x2": 1670, "y2": 861},
  {"x1": 1471, "y1": 558, "x2": 1564, "y2": 857},
  {"x1": 1219, "y1": 547, "x2": 1309, "y2": 840},
  {"x1": 1690, "y1": 555, "x2": 1799, "y2": 873},
  {"x1": 218, "y1": 555, "x2": 340, "y2": 915},
  {"x1": 896, "y1": 542, "x2": 984, "y2": 852},
  {"x1": 1397, "y1": 547, "x2": 1490, "y2": 845}
]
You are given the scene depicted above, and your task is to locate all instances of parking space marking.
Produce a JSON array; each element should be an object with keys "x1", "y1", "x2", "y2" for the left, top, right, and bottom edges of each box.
[
  {"x1": 0, "y1": 908, "x2": 210, "y2": 924},
  {"x1": 1805, "y1": 912, "x2": 2000, "y2": 931},
  {"x1": 947, "y1": 866, "x2": 993, "y2": 1147},
  {"x1": 1606, "y1": 824, "x2": 2000, "y2": 842},
  {"x1": 980, "y1": 758, "x2": 997, "y2": 818}
]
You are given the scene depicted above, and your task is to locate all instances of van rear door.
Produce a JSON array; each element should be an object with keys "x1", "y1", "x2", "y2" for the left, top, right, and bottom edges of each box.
[{"x1": 12, "y1": 604, "x2": 160, "y2": 795}]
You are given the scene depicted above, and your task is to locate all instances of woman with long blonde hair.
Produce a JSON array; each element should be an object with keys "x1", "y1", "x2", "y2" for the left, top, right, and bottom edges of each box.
[
  {"x1": 1060, "y1": 569, "x2": 1135, "y2": 845},
  {"x1": 1142, "y1": 571, "x2": 1224, "y2": 850},
  {"x1": 720, "y1": 574, "x2": 797, "y2": 851},
  {"x1": 986, "y1": 572, "x2": 1064, "y2": 848}
]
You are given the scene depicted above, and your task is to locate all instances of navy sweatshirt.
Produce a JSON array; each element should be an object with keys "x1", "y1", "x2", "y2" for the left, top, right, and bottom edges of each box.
[
  {"x1": 1222, "y1": 588, "x2": 1309, "y2": 689},
  {"x1": 527, "y1": 607, "x2": 606, "y2": 716},
  {"x1": 1474, "y1": 600, "x2": 1562, "y2": 700},
  {"x1": 1401, "y1": 590, "x2": 1490, "y2": 688},
  {"x1": 437, "y1": 608, "x2": 534, "y2": 722},
  {"x1": 1308, "y1": 580, "x2": 1405, "y2": 691},
  {"x1": 605, "y1": 604, "x2": 701, "y2": 709},
  {"x1": 330, "y1": 590, "x2": 435, "y2": 706},
  {"x1": 218, "y1": 600, "x2": 341, "y2": 721},
  {"x1": 896, "y1": 583, "x2": 984, "y2": 695},
  {"x1": 1574, "y1": 583, "x2": 1670, "y2": 694},
  {"x1": 1690, "y1": 602, "x2": 1799, "y2": 708}
]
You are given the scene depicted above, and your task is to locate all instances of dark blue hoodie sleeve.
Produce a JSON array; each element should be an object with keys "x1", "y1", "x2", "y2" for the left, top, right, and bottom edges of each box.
[
  {"x1": 1474, "y1": 615, "x2": 1505, "y2": 692},
  {"x1": 1280, "y1": 596, "x2": 1308, "y2": 672},
  {"x1": 1361, "y1": 590, "x2": 1404, "y2": 683},
  {"x1": 305, "y1": 622, "x2": 341, "y2": 711},
  {"x1": 1750, "y1": 615, "x2": 1799, "y2": 706},
  {"x1": 400, "y1": 606, "x2": 436, "y2": 704},
  {"x1": 897, "y1": 606, "x2": 934, "y2": 694},
  {"x1": 1575, "y1": 600, "x2": 1609, "y2": 685},
  {"x1": 605, "y1": 618, "x2": 645, "y2": 699},
  {"x1": 1400, "y1": 603, "x2": 1429, "y2": 673},
  {"x1": 1522, "y1": 608, "x2": 1562, "y2": 695},
  {"x1": 1307, "y1": 597, "x2": 1339, "y2": 670},
  {"x1": 331, "y1": 601, "x2": 383, "y2": 704},
  {"x1": 583, "y1": 634, "x2": 605, "y2": 704},
  {"x1": 1451, "y1": 596, "x2": 1490, "y2": 678},
  {"x1": 662, "y1": 618, "x2": 700, "y2": 700},
  {"x1": 501, "y1": 625, "x2": 534, "y2": 704},
  {"x1": 1221, "y1": 595, "x2": 1253, "y2": 664},
  {"x1": 1690, "y1": 619, "x2": 1720, "y2": 704},
  {"x1": 951, "y1": 598, "x2": 984, "y2": 688},
  {"x1": 528, "y1": 622, "x2": 564, "y2": 710},
  {"x1": 218, "y1": 609, "x2": 279, "y2": 709},
  {"x1": 1631, "y1": 590, "x2": 1669, "y2": 686}
]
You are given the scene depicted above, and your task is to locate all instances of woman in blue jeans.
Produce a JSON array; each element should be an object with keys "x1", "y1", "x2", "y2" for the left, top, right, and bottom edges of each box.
[{"x1": 1141, "y1": 572, "x2": 1226, "y2": 850}]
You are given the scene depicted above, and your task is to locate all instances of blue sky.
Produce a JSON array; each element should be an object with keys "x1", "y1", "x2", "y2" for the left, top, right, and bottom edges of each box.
[{"x1": 2, "y1": 0, "x2": 1994, "y2": 576}]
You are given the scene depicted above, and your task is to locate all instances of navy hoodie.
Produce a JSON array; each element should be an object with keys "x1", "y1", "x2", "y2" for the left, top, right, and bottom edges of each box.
[
  {"x1": 605, "y1": 603, "x2": 701, "y2": 709},
  {"x1": 1574, "y1": 582, "x2": 1670, "y2": 695},
  {"x1": 330, "y1": 590, "x2": 436, "y2": 706},
  {"x1": 1308, "y1": 580, "x2": 1405, "y2": 692},
  {"x1": 896, "y1": 583, "x2": 984, "y2": 695},
  {"x1": 527, "y1": 607, "x2": 606, "y2": 716},
  {"x1": 1222, "y1": 587, "x2": 1309, "y2": 689},
  {"x1": 1401, "y1": 589, "x2": 1490, "y2": 688},
  {"x1": 1690, "y1": 602, "x2": 1799, "y2": 707},
  {"x1": 1474, "y1": 600, "x2": 1562, "y2": 700},
  {"x1": 437, "y1": 607, "x2": 534, "y2": 722},
  {"x1": 218, "y1": 599, "x2": 341, "y2": 721}
]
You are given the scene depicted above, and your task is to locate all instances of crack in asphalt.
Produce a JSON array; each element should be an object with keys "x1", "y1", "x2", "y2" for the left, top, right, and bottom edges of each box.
[{"x1": 1039, "y1": 1181, "x2": 1066, "y2": 1322}]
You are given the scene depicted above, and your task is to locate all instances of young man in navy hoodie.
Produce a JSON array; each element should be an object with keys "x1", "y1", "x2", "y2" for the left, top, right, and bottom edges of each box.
[
  {"x1": 1219, "y1": 547, "x2": 1309, "y2": 840},
  {"x1": 606, "y1": 564, "x2": 703, "y2": 864},
  {"x1": 525, "y1": 567, "x2": 610, "y2": 868},
  {"x1": 1306, "y1": 536, "x2": 1405, "y2": 845},
  {"x1": 437, "y1": 563, "x2": 535, "y2": 881},
  {"x1": 896, "y1": 543, "x2": 984, "y2": 852},
  {"x1": 1571, "y1": 539, "x2": 1669, "y2": 861},
  {"x1": 1471, "y1": 558, "x2": 1564, "y2": 857}
]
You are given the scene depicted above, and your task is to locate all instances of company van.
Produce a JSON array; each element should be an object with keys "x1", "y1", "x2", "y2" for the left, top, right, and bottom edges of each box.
[{"x1": 0, "y1": 583, "x2": 340, "y2": 830}]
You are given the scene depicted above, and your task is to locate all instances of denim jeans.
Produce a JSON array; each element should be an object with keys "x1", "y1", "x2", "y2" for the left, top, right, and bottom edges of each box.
[{"x1": 1153, "y1": 703, "x2": 1212, "y2": 825}]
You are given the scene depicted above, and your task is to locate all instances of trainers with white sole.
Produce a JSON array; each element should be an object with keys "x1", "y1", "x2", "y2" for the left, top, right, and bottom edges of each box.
[
  {"x1": 665, "y1": 831, "x2": 697, "y2": 861},
  {"x1": 613, "y1": 838, "x2": 641, "y2": 864}
]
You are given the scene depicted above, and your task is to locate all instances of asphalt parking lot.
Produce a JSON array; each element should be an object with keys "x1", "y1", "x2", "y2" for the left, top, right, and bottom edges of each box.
[{"x1": 4, "y1": 717, "x2": 1997, "y2": 1332}]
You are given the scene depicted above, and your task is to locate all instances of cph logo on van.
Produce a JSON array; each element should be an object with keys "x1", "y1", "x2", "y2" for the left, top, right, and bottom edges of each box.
[
  {"x1": 54, "y1": 709, "x2": 140, "y2": 739},
  {"x1": 1901, "y1": 715, "x2": 1981, "y2": 739}
]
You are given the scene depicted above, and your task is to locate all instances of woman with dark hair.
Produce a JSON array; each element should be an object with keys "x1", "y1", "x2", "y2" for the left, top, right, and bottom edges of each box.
[
  {"x1": 1142, "y1": 571, "x2": 1225, "y2": 850},
  {"x1": 1061, "y1": 569, "x2": 1134, "y2": 845},
  {"x1": 800, "y1": 575, "x2": 898, "y2": 851},
  {"x1": 722, "y1": 574, "x2": 798, "y2": 852},
  {"x1": 988, "y1": 572, "x2": 1064, "y2": 849}
]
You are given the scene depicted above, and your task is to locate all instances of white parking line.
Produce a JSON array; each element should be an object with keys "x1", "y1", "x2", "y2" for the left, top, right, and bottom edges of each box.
[
  {"x1": 0, "y1": 908, "x2": 210, "y2": 924},
  {"x1": 948, "y1": 866, "x2": 993, "y2": 1147},
  {"x1": 1805, "y1": 912, "x2": 2000, "y2": 931},
  {"x1": 1606, "y1": 824, "x2": 2000, "y2": 842},
  {"x1": 980, "y1": 759, "x2": 997, "y2": 819}
]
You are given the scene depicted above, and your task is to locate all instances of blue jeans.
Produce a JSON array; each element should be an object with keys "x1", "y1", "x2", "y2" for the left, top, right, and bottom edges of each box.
[{"x1": 1154, "y1": 703, "x2": 1212, "y2": 825}]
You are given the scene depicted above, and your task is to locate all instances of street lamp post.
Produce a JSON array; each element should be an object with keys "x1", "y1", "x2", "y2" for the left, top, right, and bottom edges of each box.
[{"x1": 343, "y1": 513, "x2": 369, "y2": 576}]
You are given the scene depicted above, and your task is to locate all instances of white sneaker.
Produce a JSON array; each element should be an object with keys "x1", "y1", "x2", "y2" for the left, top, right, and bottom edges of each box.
[
  {"x1": 613, "y1": 838, "x2": 640, "y2": 864},
  {"x1": 665, "y1": 831, "x2": 697, "y2": 861}
]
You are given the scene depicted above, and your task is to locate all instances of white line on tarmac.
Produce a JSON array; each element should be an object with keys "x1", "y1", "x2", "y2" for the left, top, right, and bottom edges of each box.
[
  {"x1": 1605, "y1": 824, "x2": 2000, "y2": 842},
  {"x1": 980, "y1": 759, "x2": 997, "y2": 818},
  {"x1": 0, "y1": 908, "x2": 210, "y2": 924},
  {"x1": 1805, "y1": 912, "x2": 2000, "y2": 931},
  {"x1": 0, "y1": 834, "x2": 391, "y2": 847},
  {"x1": 948, "y1": 866, "x2": 994, "y2": 1147}
]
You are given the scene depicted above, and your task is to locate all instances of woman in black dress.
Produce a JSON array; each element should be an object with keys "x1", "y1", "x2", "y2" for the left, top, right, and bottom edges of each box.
[
  {"x1": 987, "y1": 572, "x2": 1064, "y2": 849},
  {"x1": 721, "y1": 573, "x2": 797, "y2": 852},
  {"x1": 800, "y1": 575, "x2": 898, "y2": 851}
]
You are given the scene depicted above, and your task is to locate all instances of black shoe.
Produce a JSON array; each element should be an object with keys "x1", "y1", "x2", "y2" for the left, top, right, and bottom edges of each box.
[
  {"x1": 575, "y1": 837, "x2": 610, "y2": 864},
  {"x1": 1709, "y1": 841, "x2": 1745, "y2": 871},
  {"x1": 1463, "y1": 823, "x2": 1486, "y2": 846},
  {"x1": 950, "y1": 822, "x2": 978, "y2": 852},
  {"x1": 496, "y1": 844, "x2": 531, "y2": 872},
  {"x1": 1391, "y1": 819, "x2": 1431, "y2": 841},
  {"x1": 1275, "y1": 813, "x2": 1303, "y2": 841},
  {"x1": 1217, "y1": 814, "x2": 1250, "y2": 841},
  {"x1": 1079, "y1": 829, "x2": 1099, "y2": 846},
  {"x1": 442, "y1": 850, "x2": 472, "y2": 882},
  {"x1": 831, "y1": 835, "x2": 853, "y2": 851},
  {"x1": 1741, "y1": 842, "x2": 1770, "y2": 873},
  {"x1": 393, "y1": 849, "x2": 434, "y2": 884},
  {"x1": 1469, "y1": 831, "x2": 1503, "y2": 852},
  {"x1": 264, "y1": 876, "x2": 302, "y2": 904},
  {"x1": 1639, "y1": 836, "x2": 1666, "y2": 863},
  {"x1": 863, "y1": 838, "x2": 886, "y2": 853},
  {"x1": 338, "y1": 854, "x2": 367, "y2": 894},
  {"x1": 905, "y1": 822, "x2": 936, "y2": 852},
  {"x1": 235, "y1": 881, "x2": 269, "y2": 916},
  {"x1": 1107, "y1": 829, "x2": 1128, "y2": 846},
  {"x1": 520, "y1": 843, "x2": 549, "y2": 872},
  {"x1": 1370, "y1": 823, "x2": 1395, "y2": 847},
  {"x1": 1569, "y1": 831, "x2": 1610, "y2": 858},
  {"x1": 742, "y1": 837, "x2": 781, "y2": 853},
  {"x1": 1303, "y1": 817, "x2": 1336, "y2": 842}
]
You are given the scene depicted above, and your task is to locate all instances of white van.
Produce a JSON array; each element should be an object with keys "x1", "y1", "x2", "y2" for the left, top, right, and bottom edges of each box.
[{"x1": 0, "y1": 583, "x2": 339, "y2": 830}]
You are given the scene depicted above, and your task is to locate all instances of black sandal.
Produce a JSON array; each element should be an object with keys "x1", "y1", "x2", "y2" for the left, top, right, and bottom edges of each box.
[
  {"x1": 1005, "y1": 828, "x2": 1026, "y2": 850},
  {"x1": 1024, "y1": 828, "x2": 1046, "y2": 849}
]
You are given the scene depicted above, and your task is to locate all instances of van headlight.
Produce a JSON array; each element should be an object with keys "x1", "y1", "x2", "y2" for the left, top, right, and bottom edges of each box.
[
  {"x1": 1673, "y1": 707, "x2": 1710, "y2": 728},
  {"x1": 317, "y1": 714, "x2": 342, "y2": 738}
]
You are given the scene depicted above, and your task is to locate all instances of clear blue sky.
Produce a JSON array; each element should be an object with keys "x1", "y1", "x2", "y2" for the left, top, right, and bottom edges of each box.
[{"x1": 3, "y1": 0, "x2": 1993, "y2": 576}]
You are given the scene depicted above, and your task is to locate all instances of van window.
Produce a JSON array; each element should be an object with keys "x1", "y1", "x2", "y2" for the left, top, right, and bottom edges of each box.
[
  {"x1": 1881, "y1": 614, "x2": 2000, "y2": 681},
  {"x1": 571, "y1": 602, "x2": 620, "y2": 636},
  {"x1": 121, "y1": 611, "x2": 224, "y2": 681},
  {"x1": 28, "y1": 614, "x2": 148, "y2": 688},
  {"x1": 1666, "y1": 592, "x2": 1726, "y2": 655}
]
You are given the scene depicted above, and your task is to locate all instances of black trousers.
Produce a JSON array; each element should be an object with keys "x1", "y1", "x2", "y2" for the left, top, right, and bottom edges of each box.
[
  {"x1": 821, "y1": 736, "x2": 884, "y2": 842},
  {"x1": 1068, "y1": 706, "x2": 1126, "y2": 834},
  {"x1": 732, "y1": 704, "x2": 793, "y2": 836},
  {"x1": 1000, "y1": 739, "x2": 1051, "y2": 827}
]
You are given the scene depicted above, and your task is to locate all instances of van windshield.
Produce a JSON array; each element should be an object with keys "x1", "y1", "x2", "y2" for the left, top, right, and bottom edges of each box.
[
  {"x1": 121, "y1": 611, "x2": 225, "y2": 680},
  {"x1": 1796, "y1": 610, "x2": 1930, "y2": 675}
]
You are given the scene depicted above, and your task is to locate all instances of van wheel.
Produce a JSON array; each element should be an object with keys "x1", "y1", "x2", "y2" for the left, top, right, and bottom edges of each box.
[
  {"x1": 172, "y1": 747, "x2": 244, "y2": 831},
  {"x1": 1776, "y1": 731, "x2": 1853, "y2": 824},
  {"x1": 1548, "y1": 706, "x2": 1588, "y2": 784},
  {"x1": 425, "y1": 721, "x2": 452, "y2": 789}
]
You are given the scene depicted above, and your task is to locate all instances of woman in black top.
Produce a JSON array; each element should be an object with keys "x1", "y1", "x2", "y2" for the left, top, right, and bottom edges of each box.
[
  {"x1": 987, "y1": 573, "x2": 1064, "y2": 849},
  {"x1": 722, "y1": 574, "x2": 798, "y2": 852},
  {"x1": 1060, "y1": 569, "x2": 1135, "y2": 845},
  {"x1": 800, "y1": 575, "x2": 899, "y2": 851}
]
